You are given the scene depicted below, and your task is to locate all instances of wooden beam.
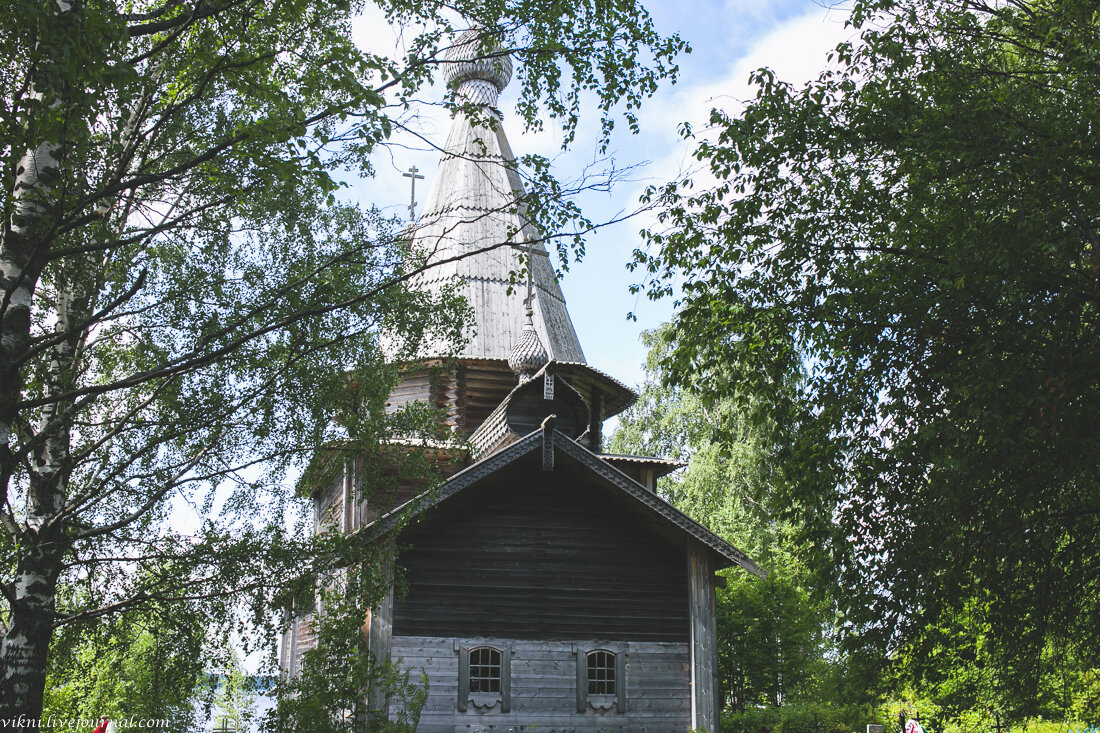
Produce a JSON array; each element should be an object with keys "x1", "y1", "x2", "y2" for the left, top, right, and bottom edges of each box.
[
  {"x1": 688, "y1": 541, "x2": 720, "y2": 732},
  {"x1": 542, "y1": 414, "x2": 557, "y2": 472},
  {"x1": 456, "y1": 645, "x2": 470, "y2": 712},
  {"x1": 500, "y1": 647, "x2": 512, "y2": 713},
  {"x1": 574, "y1": 648, "x2": 586, "y2": 713},
  {"x1": 366, "y1": 571, "x2": 394, "y2": 718}
]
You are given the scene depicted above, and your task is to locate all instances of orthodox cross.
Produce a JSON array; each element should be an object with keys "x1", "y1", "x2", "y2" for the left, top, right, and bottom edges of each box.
[
  {"x1": 993, "y1": 714, "x2": 1005, "y2": 733},
  {"x1": 513, "y1": 237, "x2": 549, "y2": 312},
  {"x1": 402, "y1": 165, "x2": 424, "y2": 223}
]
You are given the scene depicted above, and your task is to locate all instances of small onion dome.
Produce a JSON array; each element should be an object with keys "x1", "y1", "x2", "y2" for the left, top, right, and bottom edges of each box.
[
  {"x1": 508, "y1": 311, "x2": 548, "y2": 381},
  {"x1": 443, "y1": 27, "x2": 513, "y2": 105}
]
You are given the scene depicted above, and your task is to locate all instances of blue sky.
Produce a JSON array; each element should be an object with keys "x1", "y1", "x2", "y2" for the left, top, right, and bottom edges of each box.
[{"x1": 351, "y1": 0, "x2": 855, "y2": 389}]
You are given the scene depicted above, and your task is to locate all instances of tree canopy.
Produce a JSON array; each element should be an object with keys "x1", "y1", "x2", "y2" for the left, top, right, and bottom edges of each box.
[
  {"x1": 633, "y1": 0, "x2": 1100, "y2": 712},
  {"x1": 610, "y1": 328, "x2": 831, "y2": 715},
  {"x1": 0, "y1": 0, "x2": 685, "y2": 718}
]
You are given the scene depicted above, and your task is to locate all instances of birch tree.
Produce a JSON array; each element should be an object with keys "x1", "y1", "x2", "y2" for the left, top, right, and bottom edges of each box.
[{"x1": 0, "y1": 0, "x2": 685, "y2": 718}]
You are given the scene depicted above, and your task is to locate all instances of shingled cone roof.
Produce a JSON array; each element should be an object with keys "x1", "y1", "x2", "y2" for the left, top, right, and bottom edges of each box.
[{"x1": 407, "y1": 28, "x2": 585, "y2": 363}]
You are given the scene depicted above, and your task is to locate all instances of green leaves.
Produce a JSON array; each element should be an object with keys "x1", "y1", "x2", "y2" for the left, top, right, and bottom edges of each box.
[
  {"x1": 610, "y1": 327, "x2": 831, "y2": 713},
  {"x1": 634, "y1": 0, "x2": 1100, "y2": 711},
  {"x1": 2, "y1": 0, "x2": 688, "y2": 719}
]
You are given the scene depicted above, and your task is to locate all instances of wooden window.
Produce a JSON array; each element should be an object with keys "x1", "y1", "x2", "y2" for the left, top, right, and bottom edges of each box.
[
  {"x1": 575, "y1": 647, "x2": 627, "y2": 713},
  {"x1": 469, "y1": 647, "x2": 502, "y2": 693},
  {"x1": 457, "y1": 645, "x2": 511, "y2": 712},
  {"x1": 586, "y1": 650, "x2": 616, "y2": 694}
]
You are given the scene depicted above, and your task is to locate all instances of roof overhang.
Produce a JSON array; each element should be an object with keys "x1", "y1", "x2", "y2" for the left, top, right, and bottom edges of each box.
[
  {"x1": 600, "y1": 453, "x2": 684, "y2": 479},
  {"x1": 360, "y1": 428, "x2": 763, "y2": 577}
]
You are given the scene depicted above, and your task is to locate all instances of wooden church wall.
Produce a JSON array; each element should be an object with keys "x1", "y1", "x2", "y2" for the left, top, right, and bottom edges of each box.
[
  {"x1": 383, "y1": 360, "x2": 519, "y2": 437},
  {"x1": 391, "y1": 457, "x2": 690, "y2": 641},
  {"x1": 456, "y1": 361, "x2": 518, "y2": 435},
  {"x1": 383, "y1": 455, "x2": 697, "y2": 730},
  {"x1": 505, "y1": 389, "x2": 586, "y2": 442},
  {"x1": 391, "y1": 635, "x2": 691, "y2": 731}
]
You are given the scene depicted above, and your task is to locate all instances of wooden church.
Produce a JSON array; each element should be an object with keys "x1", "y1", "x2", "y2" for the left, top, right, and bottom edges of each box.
[{"x1": 280, "y1": 29, "x2": 761, "y2": 732}]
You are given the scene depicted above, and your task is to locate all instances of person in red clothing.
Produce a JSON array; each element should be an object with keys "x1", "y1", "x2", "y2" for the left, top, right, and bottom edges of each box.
[{"x1": 93, "y1": 717, "x2": 109, "y2": 733}]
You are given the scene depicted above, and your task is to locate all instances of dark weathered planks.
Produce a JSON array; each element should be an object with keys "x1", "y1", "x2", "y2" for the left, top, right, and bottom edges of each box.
[
  {"x1": 689, "y1": 541, "x2": 720, "y2": 732},
  {"x1": 392, "y1": 453, "x2": 690, "y2": 642},
  {"x1": 505, "y1": 378, "x2": 586, "y2": 440}
]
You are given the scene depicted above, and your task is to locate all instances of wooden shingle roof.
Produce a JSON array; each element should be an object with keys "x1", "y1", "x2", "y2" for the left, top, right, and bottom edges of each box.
[{"x1": 405, "y1": 33, "x2": 584, "y2": 363}]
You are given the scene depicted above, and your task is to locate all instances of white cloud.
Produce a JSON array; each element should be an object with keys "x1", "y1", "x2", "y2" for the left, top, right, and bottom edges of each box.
[{"x1": 634, "y1": 3, "x2": 856, "y2": 203}]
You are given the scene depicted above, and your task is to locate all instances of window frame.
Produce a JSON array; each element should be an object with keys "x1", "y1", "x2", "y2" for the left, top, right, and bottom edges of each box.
[
  {"x1": 457, "y1": 644, "x2": 511, "y2": 712},
  {"x1": 574, "y1": 645, "x2": 627, "y2": 713},
  {"x1": 586, "y1": 649, "x2": 617, "y2": 695},
  {"x1": 468, "y1": 646, "x2": 503, "y2": 694}
]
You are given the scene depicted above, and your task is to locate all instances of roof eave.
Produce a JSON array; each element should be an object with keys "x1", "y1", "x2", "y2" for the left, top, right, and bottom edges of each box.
[{"x1": 359, "y1": 428, "x2": 764, "y2": 578}]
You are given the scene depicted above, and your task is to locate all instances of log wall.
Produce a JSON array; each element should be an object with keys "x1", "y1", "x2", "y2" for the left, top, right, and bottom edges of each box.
[
  {"x1": 456, "y1": 361, "x2": 517, "y2": 435},
  {"x1": 391, "y1": 635, "x2": 691, "y2": 732},
  {"x1": 392, "y1": 458, "x2": 690, "y2": 642}
]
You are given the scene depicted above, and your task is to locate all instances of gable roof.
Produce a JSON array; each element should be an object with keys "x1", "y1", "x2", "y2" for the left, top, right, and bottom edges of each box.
[
  {"x1": 361, "y1": 428, "x2": 764, "y2": 577},
  {"x1": 467, "y1": 360, "x2": 639, "y2": 459}
]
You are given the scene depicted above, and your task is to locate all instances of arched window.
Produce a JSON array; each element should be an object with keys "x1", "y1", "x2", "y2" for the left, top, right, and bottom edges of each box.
[
  {"x1": 457, "y1": 644, "x2": 511, "y2": 712},
  {"x1": 586, "y1": 650, "x2": 616, "y2": 695},
  {"x1": 469, "y1": 646, "x2": 502, "y2": 693},
  {"x1": 575, "y1": 646, "x2": 626, "y2": 712}
]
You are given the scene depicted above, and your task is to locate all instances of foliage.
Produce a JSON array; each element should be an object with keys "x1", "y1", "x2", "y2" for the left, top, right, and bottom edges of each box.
[
  {"x1": 718, "y1": 570, "x2": 830, "y2": 712},
  {"x1": 264, "y1": 541, "x2": 426, "y2": 733},
  {"x1": 722, "y1": 700, "x2": 867, "y2": 733},
  {"x1": 42, "y1": 603, "x2": 214, "y2": 730},
  {"x1": 610, "y1": 328, "x2": 831, "y2": 713},
  {"x1": 892, "y1": 600, "x2": 1100, "y2": 730},
  {"x1": 0, "y1": 0, "x2": 686, "y2": 718},
  {"x1": 634, "y1": 0, "x2": 1100, "y2": 712},
  {"x1": 608, "y1": 329, "x2": 781, "y2": 554},
  {"x1": 208, "y1": 657, "x2": 256, "y2": 733}
]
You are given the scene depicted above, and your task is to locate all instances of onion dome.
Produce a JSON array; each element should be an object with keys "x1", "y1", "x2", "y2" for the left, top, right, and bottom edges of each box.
[
  {"x1": 443, "y1": 27, "x2": 513, "y2": 107},
  {"x1": 508, "y1": 309, "x2": 549, "y2": 381},
  {"x1": 396, "y1": 23, "x2": 585, "y2": 365}
]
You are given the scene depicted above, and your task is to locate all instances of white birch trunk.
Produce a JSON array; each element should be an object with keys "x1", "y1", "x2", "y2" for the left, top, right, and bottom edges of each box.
[
  {"x1": 0, "y1": 1, "x2": 77, "y2": 718},
  {"x1": 0, "y1": 280, "x2": 81, "y2": 718}
]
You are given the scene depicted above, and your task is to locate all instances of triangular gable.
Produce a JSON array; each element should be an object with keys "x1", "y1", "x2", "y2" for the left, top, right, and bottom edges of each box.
[
  {"x1": 361, "y1": 428, "x2": 764, "y2": 578},
  {"x1": 467, "y1": 361, "x2": 639, "y2": 459}
]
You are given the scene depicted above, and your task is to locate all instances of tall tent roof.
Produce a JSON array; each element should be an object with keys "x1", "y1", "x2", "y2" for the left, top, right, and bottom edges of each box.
[{"x1": 406, "y1": 28, "x2": 585, "y2": 363}]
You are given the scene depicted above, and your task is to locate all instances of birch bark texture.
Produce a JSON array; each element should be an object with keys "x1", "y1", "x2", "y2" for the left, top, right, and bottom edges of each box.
[{"x1": 1, "y1": 0, "x2": 80, "y2": 714}]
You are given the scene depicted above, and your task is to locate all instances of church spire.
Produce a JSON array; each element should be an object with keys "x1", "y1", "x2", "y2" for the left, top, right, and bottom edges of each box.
[{"x1": 404, "y1": 25, "x2": 585, "y2": 365}]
